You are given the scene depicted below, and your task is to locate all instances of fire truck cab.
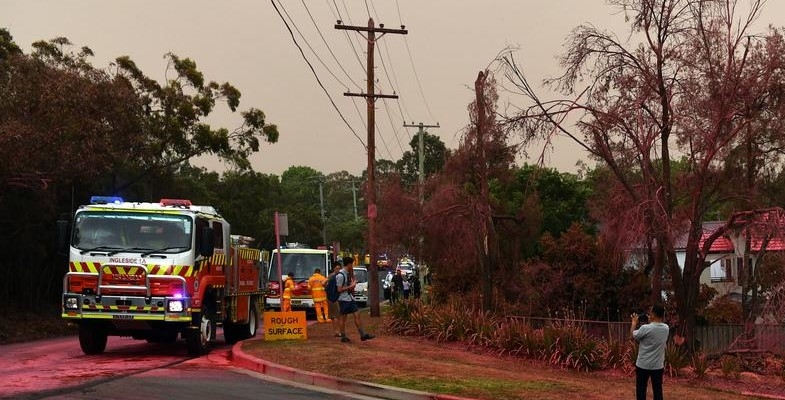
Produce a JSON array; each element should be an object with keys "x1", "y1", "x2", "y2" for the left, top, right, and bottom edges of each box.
[
  {"x1": 264, "y1": 244, "x2": 332, "y2": 313},
  {"x1": 60, "y1": 196, "x2": 263, "y2": 356}
]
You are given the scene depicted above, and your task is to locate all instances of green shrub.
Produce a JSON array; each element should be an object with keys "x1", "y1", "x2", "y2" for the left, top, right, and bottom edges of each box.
[
  {"x1": 564, "y1": 338, "x2": 602, "y2": 371},
  {"x1": 720, "y1": 355, "x2": 741, "y2": 379},
  {"x1": 665, "y1": 342, "x2": 690, "y2": 377},
  {"x1": 520, "y1": 327, "x2": 545, "y2": 359},
  {"x1": 691, "y1": 352, "x2": 709, "y2": 379},
  {"x1": 466, "y1": 310, "x2": 500, "y2": 348},
  {"x1": 489, "y1": 319, "x2": 531, "y2": 357},
  {"x1": 601, "y1": 340, "x2": 633, "y2": 372},
  {"x1": 554, "y1": 323, "x2": 601, "y2": 371},
  {"x1": 384, "y1": 298, "x2": 618, "y2": 373}
]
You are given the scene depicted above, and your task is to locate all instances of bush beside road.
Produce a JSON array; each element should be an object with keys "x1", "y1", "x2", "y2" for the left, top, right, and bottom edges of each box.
[
  {"x1": 5, "y1": 307, "x2": 782, "y2": 399},
  {"x1": 241, "y1": 309, "x2": 781, "y2": 400}
]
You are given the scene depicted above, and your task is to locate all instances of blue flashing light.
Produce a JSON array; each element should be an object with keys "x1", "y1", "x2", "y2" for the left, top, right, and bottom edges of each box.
[{"x1": 90, "y1": 196, "x2": 124, "y2": 205}]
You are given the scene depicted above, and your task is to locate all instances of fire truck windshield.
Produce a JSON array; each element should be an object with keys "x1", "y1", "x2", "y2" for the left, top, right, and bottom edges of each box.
[
  {"x1": 269, "y1": 253, "x2": 328, "y2": 282},
  {"x1": 73, "y1": 212, "x2": 193, "y2": 254}
]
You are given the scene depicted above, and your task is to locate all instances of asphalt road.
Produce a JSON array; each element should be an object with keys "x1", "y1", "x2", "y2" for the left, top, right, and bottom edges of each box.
[{"x1": 0, "y1": 334, "x2": 374, "y2": 400}]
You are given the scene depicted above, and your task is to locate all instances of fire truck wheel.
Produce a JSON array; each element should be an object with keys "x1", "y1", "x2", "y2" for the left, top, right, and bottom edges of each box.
[
  {"x1": 78, "y1": 322, "x2": 108, "y2": 355},
  {"x1": 246, "y1": 305, "x2": 258, "y2": 338},
  {"x1": 235, "y1": 304, "x2": 258, "y2": 341},
  {"x1": 186, "y1": 314, "x2": 215, "y2": 356},
  {"x1": 224, "y1": 304, "x2": 258, "y2": 345}
]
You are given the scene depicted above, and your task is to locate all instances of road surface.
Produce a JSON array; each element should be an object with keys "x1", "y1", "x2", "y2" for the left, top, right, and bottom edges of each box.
[{"x1": 0, "y1": 334, "x2": 372, "y2": 400}]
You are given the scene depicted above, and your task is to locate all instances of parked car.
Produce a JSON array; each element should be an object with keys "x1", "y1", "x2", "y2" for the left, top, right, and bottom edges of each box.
[
  {"x1": 397, "y1": 259, "x2": 415, "y2": 278},
  {"x1": 352, "y1": 266, "x2": 369, "y2": 307}
]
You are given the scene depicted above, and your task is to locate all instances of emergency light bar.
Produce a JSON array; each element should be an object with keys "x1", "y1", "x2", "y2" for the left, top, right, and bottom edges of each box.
[
  {"x1": 89, "y1": 196, "x2": 124, "y2": 204},
  {"x1": 160, "y1": 198, "x2": 193, "y2": 207}
]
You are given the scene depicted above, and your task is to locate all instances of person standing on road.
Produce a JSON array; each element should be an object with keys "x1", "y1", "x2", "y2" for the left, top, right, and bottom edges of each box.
[
  {"x1": 390, "y1": 268, "x2": 404, "y2": 305},
  {"x1": 336, "y1": 256, "x2": 375, "y2": 343},
  {"x1": 326, "y1": 261, "x2": 342, "y2": 337},
  {"x1": 383, "y1": 269, "x2": 393, "y2": 301},
  {"x1": 307, "y1": 268, "x2": 330, "y2": 323},
  {"x1": 412, "y1": 274, "x2": 421, "y2": 300},
  {"x1": 327, "y1": 260, "x2": 341, "y2": 337},
  {"x1": 631, "y1": 304, "x2": 669, "y2": 400},
  {"x1": 282, "y1": 272, "x2": 295, "y2": 312},
  {"x1": 402, "y1": 276, "x2": 411, "y2": 300}
]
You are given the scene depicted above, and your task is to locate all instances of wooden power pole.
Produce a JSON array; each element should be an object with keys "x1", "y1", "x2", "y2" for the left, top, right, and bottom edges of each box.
[
  {"x1": 403, "y1": 122, "x2": 439, "y2": 268},
  {"x1": 402, "y1": 122, "x2": 439, "y2": 205},
  {"x1": 336, "y1": 18, "x2": 407, "y2": 318}
]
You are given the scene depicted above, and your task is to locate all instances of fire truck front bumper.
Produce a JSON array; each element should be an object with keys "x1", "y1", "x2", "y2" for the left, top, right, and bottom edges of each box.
[
  {"x1": 62, "y1": 293, "x2": 193, "y2": 322},
  {"x1": 265, "y1": 296, "x2": 315, "y2": 309}
]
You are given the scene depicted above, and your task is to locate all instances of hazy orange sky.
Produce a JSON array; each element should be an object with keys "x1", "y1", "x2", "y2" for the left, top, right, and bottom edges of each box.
[{"x1": 3, "y1": 1, "x2": 784, "y2": 176}]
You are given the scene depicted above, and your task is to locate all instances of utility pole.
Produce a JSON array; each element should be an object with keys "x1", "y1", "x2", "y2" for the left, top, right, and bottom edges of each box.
[
  {"x1": 402, "y1": 122, "x2": 439, "y2": 205},
  {"x1": 350, "y1": 180, "x2": 359, "y2": 220},
  {"x1": 318, "y1": 178, "x2": 327, "y2": 246},
  {"x1": 403, "y1": 122, "x2": 439, "y2": 272},
  {"x1": 337, "y1": 18, "x2": 407, "y2": 318}
]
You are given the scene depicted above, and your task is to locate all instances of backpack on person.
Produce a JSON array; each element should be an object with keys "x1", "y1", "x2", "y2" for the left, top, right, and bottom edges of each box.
[{"x1": 325, "y1": 271, "x2": 345, "y2": 302}]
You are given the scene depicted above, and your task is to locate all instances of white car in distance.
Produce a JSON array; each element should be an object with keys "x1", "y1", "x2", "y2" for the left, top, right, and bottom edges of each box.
[{"x1": 351, "y1": 266, "x2": 369, "y2": 307}]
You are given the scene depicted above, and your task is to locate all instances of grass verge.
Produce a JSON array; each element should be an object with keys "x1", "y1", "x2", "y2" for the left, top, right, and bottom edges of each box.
[{"x1": 241, "y1": 308, "x2": 778, "y2": 400}]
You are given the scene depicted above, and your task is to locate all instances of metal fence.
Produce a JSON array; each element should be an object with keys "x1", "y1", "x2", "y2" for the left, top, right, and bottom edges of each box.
[
  {"x1": 695, "y1": 324, "x2": 785, "y2": 356},
  {"x1": 508, "y1": 316, "x2": 785, "y2": 356}
]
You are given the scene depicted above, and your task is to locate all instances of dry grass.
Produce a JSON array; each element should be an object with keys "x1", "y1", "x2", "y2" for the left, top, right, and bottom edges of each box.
[{"x1": 242, "y1": 309, "x2": 785, "y2": 400}]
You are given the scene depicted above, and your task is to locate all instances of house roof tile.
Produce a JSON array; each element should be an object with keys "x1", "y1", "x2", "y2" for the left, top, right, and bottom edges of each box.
[{"x1": 676, "y1": 220, "x2": 785, "y2": 253}]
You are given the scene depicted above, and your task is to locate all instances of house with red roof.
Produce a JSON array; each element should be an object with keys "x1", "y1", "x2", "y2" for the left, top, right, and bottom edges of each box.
[{"x1": 675, "y1": 209, "x2": 785, "y2": 300}]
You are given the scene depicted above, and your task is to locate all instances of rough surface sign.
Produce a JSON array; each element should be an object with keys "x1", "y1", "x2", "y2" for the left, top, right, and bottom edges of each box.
[{"x1": 264, "y1": 311, "x2": 307, "y2": 341}]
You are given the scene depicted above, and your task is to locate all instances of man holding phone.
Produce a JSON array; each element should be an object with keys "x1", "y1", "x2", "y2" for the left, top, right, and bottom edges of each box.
[{"x1": 631, "y1": 304, "x2": 669, "y2": 400}]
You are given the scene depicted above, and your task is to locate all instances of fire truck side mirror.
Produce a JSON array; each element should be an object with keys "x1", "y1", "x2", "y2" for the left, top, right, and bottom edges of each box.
[
  {"x1": 199, "y1": 227, "x2": 214, "y2": 257},
  {"x1": 56, "y1": 219, "x2": 70, "y2": 256}
]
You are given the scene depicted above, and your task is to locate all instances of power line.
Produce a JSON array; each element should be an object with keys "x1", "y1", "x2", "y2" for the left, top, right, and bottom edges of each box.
[
  {"x1": 376, "y1": 40, "x2": 411, "y2": 145},
  {"x1": 351, "y1": 98, "x2": 368, "y2": 131},
  {"x1": 392, "y1": 2, "x2": 438, "y2": 123},
  {"x1": 359, "y1": 2, "x2": 409, "y2": 157},
  {"x1": 271, "y1": 0, "x2": 365, "y2": 148},
  {"x1": 301, "y1": 0, "x2": 362, "y2": 91},
  {"x1": 337, "y1": 2, "x2": 403, "y2": 159},
  {"x1": 375, "y1": 119, "x2": 393, "y2": 160},
  {"x1": 364, "y1": 0, "x2": 371, "y2": 19},
  {"x1": 378, "y1": 39, "x2": 413, "y2": 122},
  {"x1": 277, "y1": 0, "x2": 350, "y2": 90},
  {"x1": 381, "y1": 98, "x2": 406, "y2": 154},
  {"x1": 403, "y1": 37, "x2": 437, "y2": 123},
  {"x1": 336, "y1": 0, "x2": 366, "y2": 73}
]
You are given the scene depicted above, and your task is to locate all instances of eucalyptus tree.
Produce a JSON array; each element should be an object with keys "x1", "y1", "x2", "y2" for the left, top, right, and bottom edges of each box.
[
  {"x1": 111, "y1": 52, "x2": 279, "y2": 195},
  {"x1": 503, "y1": 0, "x2": 785, "y2": 346},
  {"x1": 396, "y1": 132, "x2": 448, "y2": 186},
  {"x1": 279, "y1": 166, "x2": 325, "y2": 247},
  {"x1": 0, "y1": 33, "x2": 146, "y2": 308},
  {"x1": 0, "y1": 30, "x2": 281, "y2": 308},
  {"x1": 323, "y1": 170, "x2": 365, "y2": 252}
]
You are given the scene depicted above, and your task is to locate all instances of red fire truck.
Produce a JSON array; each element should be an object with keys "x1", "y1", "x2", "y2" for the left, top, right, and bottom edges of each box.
[{"x1": 59, "y1": 196, "x2": 263, "y2": 356}]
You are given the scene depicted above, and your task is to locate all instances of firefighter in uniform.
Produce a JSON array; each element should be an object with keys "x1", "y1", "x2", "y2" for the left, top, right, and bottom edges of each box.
[
  {"x1": 307, "y1": 268, "x2": 330, "y2": 323},
  {"x1": 282, "y1": 271, "x2": 295, "y2": 312}
]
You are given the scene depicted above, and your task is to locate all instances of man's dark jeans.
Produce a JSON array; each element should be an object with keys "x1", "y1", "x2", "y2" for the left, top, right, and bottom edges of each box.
[{"x1": 636, "y1": 366, "x2": 664, "y2": 400}]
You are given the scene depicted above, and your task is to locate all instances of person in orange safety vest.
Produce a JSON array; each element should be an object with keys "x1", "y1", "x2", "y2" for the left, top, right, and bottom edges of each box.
[
  {"x1": 282, "y1": 271, "x2": 295, "y2": 312},
  {"x1": 307, "y1": 268, "x2": 330, "y2": 322}
]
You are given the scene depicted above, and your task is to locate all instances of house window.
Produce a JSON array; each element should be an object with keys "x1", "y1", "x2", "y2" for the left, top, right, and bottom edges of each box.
[{"x1": 710, "y1": 258, "x2": 735, "y2": 283}]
